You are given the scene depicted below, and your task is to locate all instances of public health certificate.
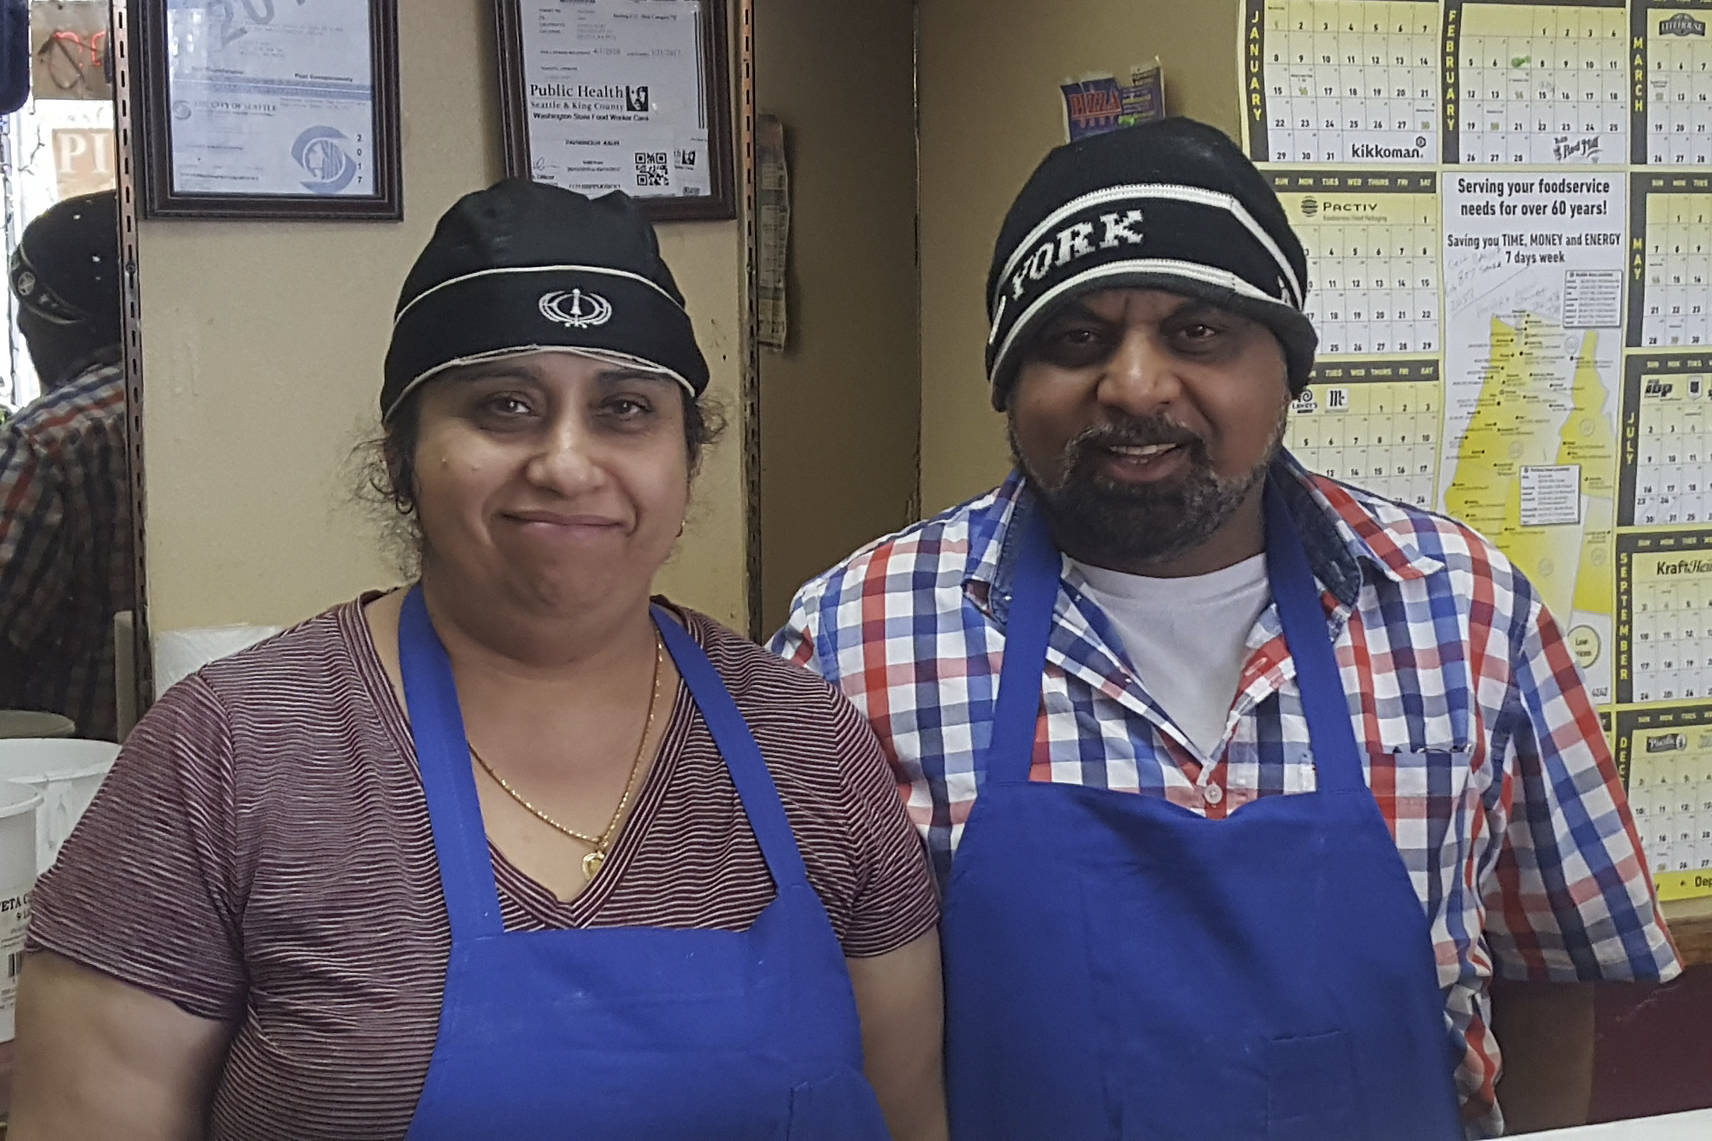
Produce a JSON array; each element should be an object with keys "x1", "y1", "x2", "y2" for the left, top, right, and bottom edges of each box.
[{"x1": 516, "y1": 0, "x2": 712, "y2": 199}]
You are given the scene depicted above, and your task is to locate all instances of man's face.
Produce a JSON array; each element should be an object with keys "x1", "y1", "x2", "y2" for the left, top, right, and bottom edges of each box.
[{"x1": 1007, "y1": 287, "x2": 1292, "y2": 571}]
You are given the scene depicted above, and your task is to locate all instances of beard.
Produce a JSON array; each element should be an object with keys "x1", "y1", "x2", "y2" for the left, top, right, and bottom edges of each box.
[{"x1": 1010, "y1": 407, "x2": 1285, "y2": 569}]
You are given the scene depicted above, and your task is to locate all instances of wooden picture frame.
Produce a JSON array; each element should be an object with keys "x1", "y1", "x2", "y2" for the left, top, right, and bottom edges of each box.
[
  {"x1": 495, "y1": 0, "x2": 736, "y2": 222},
  {"x1": 135, "y1": 0, "x2": 401, "y2": 220}
]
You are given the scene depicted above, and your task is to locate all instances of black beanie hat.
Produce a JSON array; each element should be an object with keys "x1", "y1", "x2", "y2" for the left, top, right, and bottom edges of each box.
[
  {"x1": 8, "y1": 189, "x2": 120, "y2": 342},
  {"x1": 985, "y1": 117, "x2": 1316, "y2": 410},
  {"x1": 382, "y1": 179, "x2": 709, "y2": 419}
]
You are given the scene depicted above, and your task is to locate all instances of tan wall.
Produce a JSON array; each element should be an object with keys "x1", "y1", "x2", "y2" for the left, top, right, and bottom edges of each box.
[
  {"x1": 140, "y1": 0, "x2": 748, "y2": 635},
  {"x1": 754, "y1": 0, "x2": 920, "y2": 631},
  {"x1": 916, "y1": 0, "x2": 1243, "y2": 512}
]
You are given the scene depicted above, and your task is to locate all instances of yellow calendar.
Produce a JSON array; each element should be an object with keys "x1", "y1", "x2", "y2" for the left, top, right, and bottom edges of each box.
[
  {"x1": 1288, "y1": 359, "x2": 1442, "y2": 506},
  {"x1": 1636, "y1": 1, "x2": 1712, "y2": 166},
  {"x1": 1242, "y1": 0, "x2": 1712, "y2": 897},
  {"x1": 1616, "y1": 705, "x2": 1712, "y2": 899},
  {"x1": 1270, "y1": 169, "x2": 1442, "y2": 355},
  {"x1": 1454, "y1": 0, "x2": 1628, "y2": 166},
  {"x1": 1245, "y1": 0, "x2": 1442, "y2": 165},
  {"x1": 1620, "y1": 354, "x2": 1712, "y2": 527},
  {"x1": 1628, "y1": 171, "x2": 1712, "y2": 348}
]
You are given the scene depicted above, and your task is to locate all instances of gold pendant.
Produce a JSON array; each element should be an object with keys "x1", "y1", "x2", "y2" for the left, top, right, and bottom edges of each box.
[{"x1": 582, "y1": 849, "x2": 606, "y2": 880}]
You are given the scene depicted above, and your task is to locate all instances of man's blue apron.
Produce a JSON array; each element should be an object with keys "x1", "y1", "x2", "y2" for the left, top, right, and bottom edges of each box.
[
  {"x1": 396, "y1": 585, "x2": 891, "y2": 1139},
  {"x1": 943, "y1": 481, "x2": 1462, "y2": 1139}
]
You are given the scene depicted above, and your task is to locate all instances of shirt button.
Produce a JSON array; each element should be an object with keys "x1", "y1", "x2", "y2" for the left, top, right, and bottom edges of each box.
[{"x1": 1203, "y1": 784, "x2": 1225, "y2": 806}]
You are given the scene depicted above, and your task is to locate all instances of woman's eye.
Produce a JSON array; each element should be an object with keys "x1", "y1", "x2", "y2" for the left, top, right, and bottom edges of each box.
[
  {"x1": 482, "y1": 395, "x2": 533, "y2": 418},
  {"x1": 603, "y1": 397, "x2": 652, "y2": 420}
]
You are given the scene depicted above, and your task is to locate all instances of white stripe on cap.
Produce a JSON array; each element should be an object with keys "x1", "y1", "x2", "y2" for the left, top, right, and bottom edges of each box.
[
  {"x1": 990, "y1": 182, "x2": 1305, "y2": 321},
  {"x1": 987, "y1": 257, "x2": 1300, "y2": 383},
  {"x1": 393, "y1": 264, "x2": 687, "y2": 327}
]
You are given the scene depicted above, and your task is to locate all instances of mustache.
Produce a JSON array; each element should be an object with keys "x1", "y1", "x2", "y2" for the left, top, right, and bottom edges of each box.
[{"x1": 1061, "y1": 417, "x2": 1204, "y2": 467}]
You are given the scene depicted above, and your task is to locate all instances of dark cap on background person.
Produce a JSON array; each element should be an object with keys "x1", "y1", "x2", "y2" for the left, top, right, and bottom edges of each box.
[
  {"x1": 382, "y1": 179, "x2": 709, "y2": 420},
  {"x1": 984, "y1": 117, "x2": 1317, "y2": 410},
  {"x1": 8, "y1": 190, "x2": 121, "y2": 343}
]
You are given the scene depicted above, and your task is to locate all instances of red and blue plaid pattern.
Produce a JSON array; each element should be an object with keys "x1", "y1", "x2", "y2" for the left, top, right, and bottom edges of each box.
[{"x1": 771, "y1": 454, "x2": 1679, "y2": 1133}]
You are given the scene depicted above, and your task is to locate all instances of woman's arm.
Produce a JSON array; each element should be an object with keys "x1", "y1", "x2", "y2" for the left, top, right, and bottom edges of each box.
[
  {"x1": 848, "y1": 929, "x2": 948, "y2": 1141},
  {"x1": 8, "y1": 951, "x2": 233, "y2": 1141}
]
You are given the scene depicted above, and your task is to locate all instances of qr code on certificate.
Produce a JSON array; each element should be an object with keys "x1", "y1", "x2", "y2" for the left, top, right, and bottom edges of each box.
[{"x1": 634, "y1": 151, "x2": 669, "y2": 189}]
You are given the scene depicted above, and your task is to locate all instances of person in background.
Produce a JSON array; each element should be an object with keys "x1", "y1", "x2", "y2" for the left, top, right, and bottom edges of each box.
[
  {"x1": 0, "y1": 189, "x2": 129, "y2": 740},
  {"x1": 9, "y1": 180, "x2": 945, "y2": 1140},
  {"x1": 774, "y1": 118, "x2": 1679, "y2": 1139}
]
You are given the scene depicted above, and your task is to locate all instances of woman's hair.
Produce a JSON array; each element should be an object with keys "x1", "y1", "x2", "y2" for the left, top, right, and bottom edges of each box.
[{"x1": 355, "y1": 381, "x2": 725, "y2": 574}]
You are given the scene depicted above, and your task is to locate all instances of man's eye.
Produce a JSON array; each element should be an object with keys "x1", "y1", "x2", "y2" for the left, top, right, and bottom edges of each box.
[
  {"x1": 1053, "y1": 328, "x2": 1101, "y2": 346},
  {"x1": 1181, "y1": 323, "x2": 1220, "y2": 339}
]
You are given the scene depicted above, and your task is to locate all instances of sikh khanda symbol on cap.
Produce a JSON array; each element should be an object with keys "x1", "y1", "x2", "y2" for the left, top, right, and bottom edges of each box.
[{"x1": 539, "y1": 288, "x2": 614, "y2": 330}]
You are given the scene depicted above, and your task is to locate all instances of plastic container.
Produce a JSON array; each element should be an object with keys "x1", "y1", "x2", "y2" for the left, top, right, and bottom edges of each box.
[
  {"x1": 0, "y1": 712, "x2": 74, "y2": 740},
  {"x1": 0, "y1": 739, "x2": 120, "y2": 873},
  {"x1": 0, "y1": 781, "x2": 42, "y2": 1045}
]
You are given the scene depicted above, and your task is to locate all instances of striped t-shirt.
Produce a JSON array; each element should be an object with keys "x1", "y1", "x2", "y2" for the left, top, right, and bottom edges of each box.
[{"x1": 28, "y1": 598, "x2": 939, "y2": 1140}]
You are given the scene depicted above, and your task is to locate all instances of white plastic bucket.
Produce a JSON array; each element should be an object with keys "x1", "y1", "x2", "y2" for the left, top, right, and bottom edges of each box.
[
  {"x1": 0, "y1": 780, "x2": 42, "y2": 1043},
  {"x1": 0, "y1": 739, "x2": 120, "y2": 874},
  {"x1": 0, "y1": 711, "x2": 75, "y2": 740}
]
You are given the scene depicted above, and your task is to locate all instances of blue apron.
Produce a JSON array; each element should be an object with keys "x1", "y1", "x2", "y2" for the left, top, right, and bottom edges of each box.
[
  {"x1": 397, "y1": 586, "x2": 890, "y2": 1140},
  {"x1": 943, "y1": 481, "x2": 1462, "y2": 1140}
]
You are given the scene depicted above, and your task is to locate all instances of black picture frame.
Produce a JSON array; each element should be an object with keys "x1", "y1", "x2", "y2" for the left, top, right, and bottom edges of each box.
[
  {"x1": 495, "y1": 0, "x2": 736, "y2": 223},
  {"x1": 135, "y1": 0, "x2": 401, "y2": 220}
]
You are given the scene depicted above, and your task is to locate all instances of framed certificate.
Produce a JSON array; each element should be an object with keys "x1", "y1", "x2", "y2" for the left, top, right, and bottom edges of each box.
[
  {"x1": 137, "y1": 0, "x2": 402, "y2": 219},
  {"x1": 496, "y1": 0, "x2": 735, "y2": 222}
]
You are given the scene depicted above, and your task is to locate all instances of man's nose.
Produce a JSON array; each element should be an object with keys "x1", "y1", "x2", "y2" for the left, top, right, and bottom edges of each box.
[{"x1": 1095, "y1": 329, "x2": 1182, "y2": 417}]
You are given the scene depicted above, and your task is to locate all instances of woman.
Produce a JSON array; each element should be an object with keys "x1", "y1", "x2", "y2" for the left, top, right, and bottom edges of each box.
[{"x1": 9, "y1": 181, "x2": 945, "y2": 1140}]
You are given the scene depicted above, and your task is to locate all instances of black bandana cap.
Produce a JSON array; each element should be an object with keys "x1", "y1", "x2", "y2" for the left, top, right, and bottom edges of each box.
[
  {"x1": 8, "y1": 190, "x2": 120, "y2": 337},
  {"x1": 985, "y1": 118, "x2": 1317, "y2": 410},
  {"x1": 382, "y1": 179, "x2": 709, "y2": 420}
]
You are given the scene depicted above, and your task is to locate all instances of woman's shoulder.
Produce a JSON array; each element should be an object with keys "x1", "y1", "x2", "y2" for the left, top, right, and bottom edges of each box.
[
  {"x1": 669, "y1": 602, "x2": 883, "y2": 775},
  {"x1": 673, "y1": 602, "x2": 843, "y2": 710},
  {"x1": 173, "y1": 598, "x2": 392, "y2": 735}
]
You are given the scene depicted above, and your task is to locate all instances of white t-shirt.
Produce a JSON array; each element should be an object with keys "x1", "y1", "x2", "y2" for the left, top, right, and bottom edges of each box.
[{"x1": 1067, "y1": 553, "x2": 1271, "y2": 761}]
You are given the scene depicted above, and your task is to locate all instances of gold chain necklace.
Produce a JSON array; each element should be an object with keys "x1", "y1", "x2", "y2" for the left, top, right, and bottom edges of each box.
[{"x1": 469, "y1": 628, "x2": 665, "y2": 880}]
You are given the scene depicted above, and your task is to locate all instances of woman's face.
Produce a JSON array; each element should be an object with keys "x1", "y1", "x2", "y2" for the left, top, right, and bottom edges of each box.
[{"x1": 410, "y1": 351, "x2": 690, "y2": 615}]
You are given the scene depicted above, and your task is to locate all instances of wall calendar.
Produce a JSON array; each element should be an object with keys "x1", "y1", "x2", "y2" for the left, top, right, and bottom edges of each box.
[{"x1": 1243, "y1": 0, "x2": 1712, "y2": 900}]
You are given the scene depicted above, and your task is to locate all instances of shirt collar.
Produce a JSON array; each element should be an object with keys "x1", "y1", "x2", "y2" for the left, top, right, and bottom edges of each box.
[{"x1": 967, "y1": 451, "x2": 1445, "y2": 620}]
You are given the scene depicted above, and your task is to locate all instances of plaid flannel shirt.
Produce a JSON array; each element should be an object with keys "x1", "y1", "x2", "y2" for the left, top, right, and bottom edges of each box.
[
  {"x1": 771, "y1": 454, "x2": 1680, "y2": 1133},
  {"x1": 0, "y1": 363, "x2": 131, "y2": 740}
]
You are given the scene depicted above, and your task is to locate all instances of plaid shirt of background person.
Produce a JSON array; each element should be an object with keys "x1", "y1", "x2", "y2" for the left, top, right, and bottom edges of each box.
[
  {"x1": 771, "y1": 452, "x2": 1680, "y2": 1134},
  {"x1": 0, "y1": 362, "x2": 132, "y2": 740}
]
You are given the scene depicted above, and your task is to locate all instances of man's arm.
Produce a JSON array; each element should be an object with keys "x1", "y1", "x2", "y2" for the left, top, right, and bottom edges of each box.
[
  {"x1": 1482, "y1": 593, "x2": 1681, "y2": 1128},
  {"x1": 1489, "y1": 978, "x2": 1596, "y2": 1133}
]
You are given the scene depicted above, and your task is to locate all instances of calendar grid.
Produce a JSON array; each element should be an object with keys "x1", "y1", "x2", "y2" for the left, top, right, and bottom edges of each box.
[{"x1": 1241, "y1": 0, "x2": 1712, "y2": 898}]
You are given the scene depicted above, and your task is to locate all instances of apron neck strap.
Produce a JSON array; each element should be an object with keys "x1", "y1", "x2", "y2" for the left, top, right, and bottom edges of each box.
[
  {"x1": 988, "y1": 506, "x2": 1062, "y2": 785},
  {"x1": 399, "y1": 584, "x2": 507, "y2": 940},
  {"x1": 1262, "y1": 479, "x2": 1367, "y2": 795},
  {"x1": 990, "y1": 481, "x2": 1367, "y2": 796},
  {"x1": 651, "y1": 607, "x2": 812, "y2": 891}
]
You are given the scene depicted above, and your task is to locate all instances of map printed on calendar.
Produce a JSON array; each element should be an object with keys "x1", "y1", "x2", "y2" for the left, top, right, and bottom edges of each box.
[{"x1": 1240, "y1": 0, "x2": 1712, "y2": 897}]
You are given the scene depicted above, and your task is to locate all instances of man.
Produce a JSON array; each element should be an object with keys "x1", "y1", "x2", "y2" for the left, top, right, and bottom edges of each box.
[
  {"x1": 0, "y1": 190, "x2": 131, "y2": 740},
  {"x1": 773, "y1": 119, "x2": 1678, "y2": 1138}
]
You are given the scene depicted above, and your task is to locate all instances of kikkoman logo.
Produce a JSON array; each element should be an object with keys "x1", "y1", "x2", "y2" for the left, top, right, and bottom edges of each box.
[
  {"x1": 1351, "y1": 140, "x2": 1427, "y2": 160},
  {"x1": 1661, "y1": 14, "x2": 1707, "y2": 37}
]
